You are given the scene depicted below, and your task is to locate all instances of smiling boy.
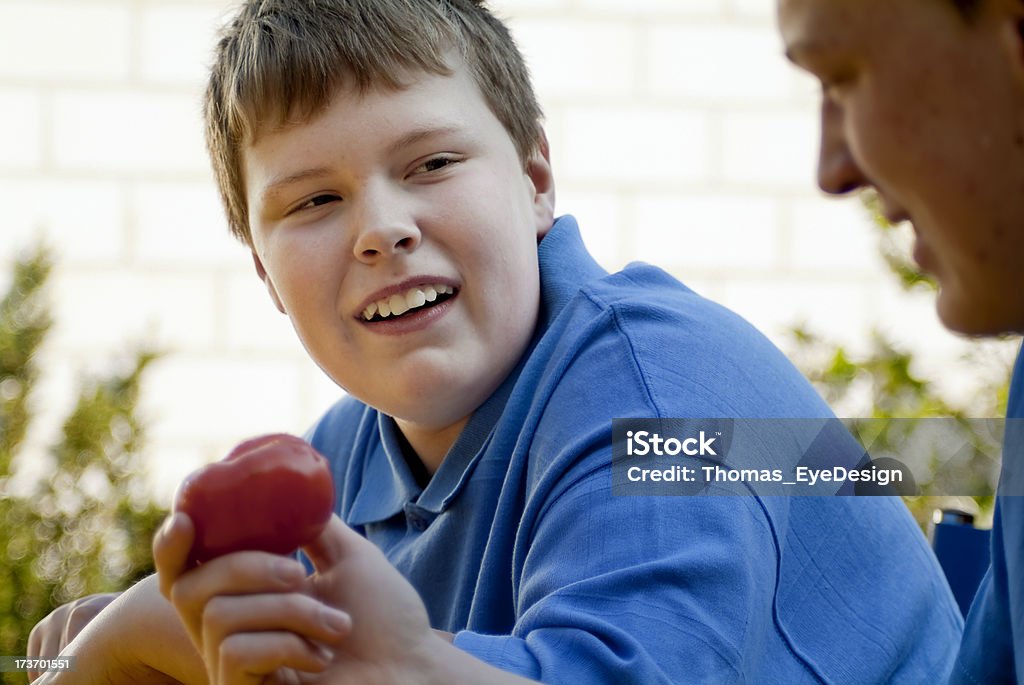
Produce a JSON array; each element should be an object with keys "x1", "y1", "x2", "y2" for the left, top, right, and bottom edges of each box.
[
  {"x1": 31, "y1": 1, "x2": 961, "y2": 683},
  {"x1": 776, "y1": 0, "x2": 1024, "y2": 682},
  {"x1": 244, "y1": 61, "x2": 550, "y2": 472}
]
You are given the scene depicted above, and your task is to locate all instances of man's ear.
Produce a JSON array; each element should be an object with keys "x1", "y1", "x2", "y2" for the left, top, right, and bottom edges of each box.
[
  {"x1": 252, "y1": 250, "x2": 286, "y2": 314},
  {"x1": 997, "y1": 0, "x2": 1024, "y2": 84},
  {"x1": 526, "y1": 128, "x2": 556, "y2": 239}
]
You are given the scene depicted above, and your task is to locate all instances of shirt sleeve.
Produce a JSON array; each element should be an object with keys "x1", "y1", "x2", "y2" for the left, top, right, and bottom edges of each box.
[
  {"x1": 949, "y1": 502, "x2": 1016, "y2": 685},
  {"x1": 453, "y1": 462, "x2": 774, "y2": 684}
]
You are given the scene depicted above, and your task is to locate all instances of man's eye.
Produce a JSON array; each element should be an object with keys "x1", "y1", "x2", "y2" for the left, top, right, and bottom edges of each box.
[{"x1": 820, "y1": 70, "x2": 856, "y2": 99}]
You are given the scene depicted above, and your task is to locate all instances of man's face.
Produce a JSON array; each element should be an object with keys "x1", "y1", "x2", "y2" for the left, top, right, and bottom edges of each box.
[
  {"x1": 779, "y1": 0, "x2": 1024, "y2": 335},
  {"x1": 244, "y1": 58, "x2": 554, "y2": 447}
]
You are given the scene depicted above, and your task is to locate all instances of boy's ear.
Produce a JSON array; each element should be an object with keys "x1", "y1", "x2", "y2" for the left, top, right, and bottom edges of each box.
[
  {"x1": 251, "y1": 250, "x2": 287, "y2": 314},
  {"x1": 526, "y1": 129, "x2": 556, "y2": 239}
]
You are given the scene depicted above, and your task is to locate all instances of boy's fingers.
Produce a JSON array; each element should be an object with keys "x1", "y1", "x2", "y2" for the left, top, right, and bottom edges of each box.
[
  {"x1": 216, "y1": 631, "x2": 333, "y2": 685},
  {"x1": 62, "y1": 593, "x2": 119, "y2": 647},
  {"x1": 168, "y1": 551, "x2": 309, "y2": 638},
  {"x1": 301, "y1": 515, "x2": 365, "y2": 573},
  {"x1": 152, "y1": 512, "x2": 195, "y2": 599},
  {"x1": 202, "y1": 593, "x2": 351, "y2": 651}
]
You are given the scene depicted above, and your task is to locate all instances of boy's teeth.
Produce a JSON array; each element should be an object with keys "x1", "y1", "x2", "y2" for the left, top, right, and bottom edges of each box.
[
  {"x1": 389, "y1": 294, "x2": 409, "y2": 317},
  {"x1": 363, "y1": 284, "x2": 453, "y2": 321}
]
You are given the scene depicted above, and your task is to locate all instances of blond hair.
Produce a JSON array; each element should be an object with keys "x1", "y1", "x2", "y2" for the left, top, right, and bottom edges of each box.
[{"x1": 205, "y1": 0, "x2": 543, "y2": 245}]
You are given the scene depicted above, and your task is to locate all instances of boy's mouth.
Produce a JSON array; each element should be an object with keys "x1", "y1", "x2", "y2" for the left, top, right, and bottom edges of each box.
[{"x1": 361, "y1": 283, "x2": 456, "y2": 322}]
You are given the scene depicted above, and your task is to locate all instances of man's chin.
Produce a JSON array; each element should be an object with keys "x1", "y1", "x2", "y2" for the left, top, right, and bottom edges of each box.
[{"x1": 935, "y1": 289, "x2": 1024, "y2": 338}]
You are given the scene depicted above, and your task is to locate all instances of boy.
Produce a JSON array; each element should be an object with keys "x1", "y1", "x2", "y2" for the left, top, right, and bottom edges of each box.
[
  {"x1": 34, "y1": 1, "x2": 960, "y2": 683},
  {"x1": 776, "y1": 0, "x2": 1024, "y2": 682}
]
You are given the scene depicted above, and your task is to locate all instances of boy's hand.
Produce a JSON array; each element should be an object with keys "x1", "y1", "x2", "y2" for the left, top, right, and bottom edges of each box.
[
  {"x1": 26, "y1": 574, "x2": 203, "y2": 685},
  {"x1": 26, "y1": 592, "x2": 120, "y2": 680},
  {"x1": 154, "y1": 512, "x2": 444, "y2": 685}
]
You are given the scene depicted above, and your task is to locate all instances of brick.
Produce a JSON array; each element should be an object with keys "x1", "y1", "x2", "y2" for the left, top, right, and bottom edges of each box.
[
  {"x1": 21, "y1": 349, "x2": 78, "y2": 447},
  {"x1": 728, "y1": 0, "x2": 774, "y2": 19},
  {"x1": 139, "y1": 4, "x2": 231, "y2": 85},
  {"x1": 554, "y1": 189, "x2": 626, "y2": 270},
  {"x1": 647, "y1": 25, "x2": 793, "y2": 101},
  {"x1": 133, "y1": 181, "x2": 242, "y2": 266},
  {"x1": 720, "y1": 108, "x2": 819, "y2": 186},
  {"x1": 869, "y1": 285, "x2": 960, "y2": 358},
  {"x1": 491, "y1": 0, "x2": 569, "y2": 12},
  {"x1": 145, "y1": 443, "x2": 211, "y2": 506},
  {"x1": 52, "y1": 90, "x2": 208, "y2": 173},
  {"x1": 632, "y1": 193, "x2": 780, "y2": 270},
  {"x1": 0, "y1": 89, "x2": 42, "y2": 169},
  {"x1": 718, "y1": 279, "x2": 872, "y2": 348},
  {"x1": 50, "y1": 269, "x2": 218, "y2": 350},
  {"x1": 562, "y1": 106, "x2": 711, "y2": 183},
  {"x1": 0, "y1": 182, "x2": 51, "y2": 263},
  {"x1": 0, "y1": 179, "x2": 124, "y2": 263},
  {"x1": 512, "y1": 19, "x2": 638, "y2": 100},
  {"x1": 300, "y1": 368, "x2": 348, "y2": 424},
  {"x1": 577, "y1": 0, "x2": 724, "y2": 16},
  {"x1": 223, "y1": 271, "x2": 312, "y2": 354},
  {"x1": 0, "y1": 3, "x2": 131, "y2": 80},
  {"x1": 789, "y1": 196, "x2": 882, "y2": 272},
  {"x1": 140, "y1": 354, "x2": 308, "y2": 443}
]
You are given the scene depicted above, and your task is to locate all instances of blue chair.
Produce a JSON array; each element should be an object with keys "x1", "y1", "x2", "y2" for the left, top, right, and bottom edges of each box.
[{"x1": 931, "y1": 509, "x2": 992, "y2": 617}]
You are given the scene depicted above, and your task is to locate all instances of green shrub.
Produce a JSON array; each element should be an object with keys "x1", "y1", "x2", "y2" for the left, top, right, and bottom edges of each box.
[{"x1": 0, "y1": 247, "x2": 165, "y2": 681}]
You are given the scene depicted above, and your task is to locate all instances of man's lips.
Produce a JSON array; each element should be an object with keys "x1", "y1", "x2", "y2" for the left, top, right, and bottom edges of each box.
[
  {"x1": 876, "y1": 191, "x2": 911, "y2": 226},
  {"x1": 912, "y1": 235, "x2": 935, "y2": 275}
]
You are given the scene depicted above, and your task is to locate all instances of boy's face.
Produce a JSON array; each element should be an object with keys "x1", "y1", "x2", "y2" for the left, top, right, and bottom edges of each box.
[
  {"x1": 244, "y1": 58, "x2": 554, "y2": 447},
  {"x1": 779, "y1": 0, "x2": 1024, "y2": 335}
]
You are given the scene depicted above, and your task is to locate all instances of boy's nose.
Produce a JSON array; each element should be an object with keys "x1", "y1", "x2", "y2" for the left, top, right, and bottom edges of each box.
[
  {"x1": 354, "y1": 228, "x2": 420, "y2": 262},
  {"x1": 352, "y1": 200, "x2": 422, "y2": 263},
  {"x1": 816, "y1": 98, "x2": 867, "y2": 196}
]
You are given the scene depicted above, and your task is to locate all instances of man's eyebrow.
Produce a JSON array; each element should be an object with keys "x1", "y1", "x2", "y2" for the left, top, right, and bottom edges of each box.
[{"x1": 259, "y1": 166, "x2": 333, "y2": 205}]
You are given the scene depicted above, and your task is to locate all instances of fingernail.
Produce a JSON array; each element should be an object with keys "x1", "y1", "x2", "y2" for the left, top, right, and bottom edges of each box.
[
  {"x1": 275, "y1": 560, "x2": 306, "y2": 585},
  {"x1": 159, "y1": 513, "x2": 178, "y2": 537},
  {"x1": 315, "y1": 643, "x2": 335, "y2": 663},
  {"x1": 321, "y1": 607, "x2": 351, "y2": 635}
]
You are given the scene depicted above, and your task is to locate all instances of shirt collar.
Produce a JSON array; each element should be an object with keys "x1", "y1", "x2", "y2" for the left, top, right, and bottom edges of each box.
[
  {"x1": 344, "y1": 214, "x2": 598, "y2": 527},
  {"x1": 538, "y1": 215, "x2": 608, "y2": 329}
]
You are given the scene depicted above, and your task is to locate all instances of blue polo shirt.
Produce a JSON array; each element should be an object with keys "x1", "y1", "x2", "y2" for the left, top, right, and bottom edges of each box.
[
  {"x1": 951, "y1": 347, "x2": 1024, "y2": 685},
  {"x1": 307, "y1": 215, "x2": 961, "y2": 683}
]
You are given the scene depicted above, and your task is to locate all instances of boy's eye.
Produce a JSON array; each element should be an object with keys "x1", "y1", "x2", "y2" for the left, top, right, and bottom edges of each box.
[
  {"x1": 293, "y1": 194, "x2": 341, "y2": 213},
  {"x1": 413, "y1": 156, "x2": 457, "y2": 174}
]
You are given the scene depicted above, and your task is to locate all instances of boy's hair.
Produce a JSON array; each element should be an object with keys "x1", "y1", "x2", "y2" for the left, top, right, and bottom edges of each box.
[{"x1": 205, "y1": 0, "x2": 544, "y2": 246}]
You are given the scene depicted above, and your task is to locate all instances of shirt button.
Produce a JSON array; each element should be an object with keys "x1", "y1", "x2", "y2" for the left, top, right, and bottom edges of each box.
[{"x1": 409, "y1": 515, "x2": 427, "y2": 531}]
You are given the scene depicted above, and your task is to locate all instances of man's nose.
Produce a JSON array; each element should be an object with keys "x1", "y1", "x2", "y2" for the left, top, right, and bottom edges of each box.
[{"x1": 817, "y1": 98, "x2": 867, "y2": 196}]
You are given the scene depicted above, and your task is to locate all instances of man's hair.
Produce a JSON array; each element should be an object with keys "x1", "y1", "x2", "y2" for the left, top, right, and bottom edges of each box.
[
  {"x1": 205, "y1": 0, "x2": 543, "y2": 245},
  {"x1": 950, "y1": 0, "x2": 982, "y2": 18}
]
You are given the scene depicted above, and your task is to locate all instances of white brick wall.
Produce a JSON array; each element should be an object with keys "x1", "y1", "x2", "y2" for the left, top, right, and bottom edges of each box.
[
  {"x1": 0, "y1": 89, "x2": 43, "y2": 169},
  {"x1": 0, "y1": 3, "x2": 132, "y2": 81},
  {"x1": 1, "y1": 0, "x2": 1008, "y2": 504}
]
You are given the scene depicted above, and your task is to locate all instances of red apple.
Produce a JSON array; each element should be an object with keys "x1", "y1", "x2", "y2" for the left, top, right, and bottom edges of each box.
[{"x1": 174, "y1": 433, "x2": 335, "y2": 565}]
